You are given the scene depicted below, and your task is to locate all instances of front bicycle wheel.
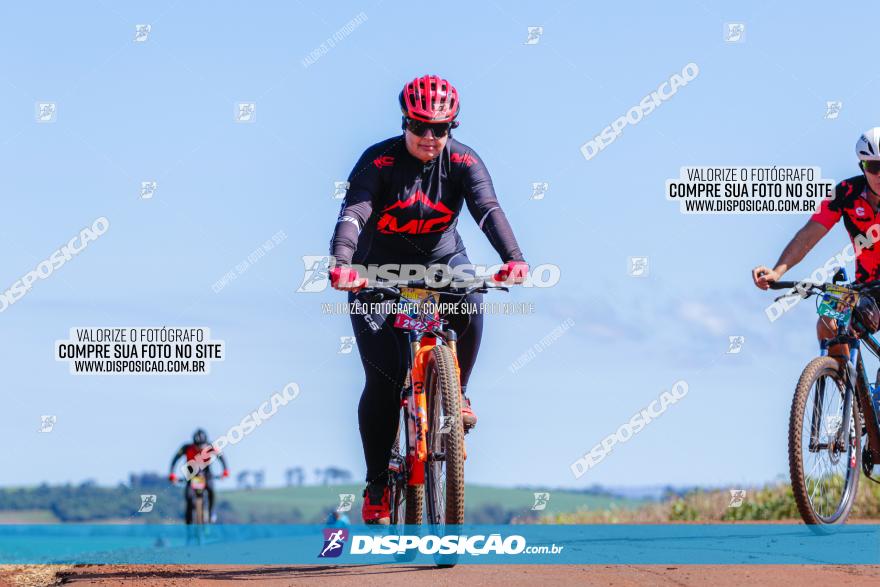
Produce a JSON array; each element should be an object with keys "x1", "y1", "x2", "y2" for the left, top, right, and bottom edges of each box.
[
  {"x1": 424, "y1": 345, "x2": 465, "y2": 529},
  {"x1": 194, "y1": 495, "x2": 204, "y2": 525},
  {"x1": 789, "y1": 356, "x2": 861, "y2": 526}
]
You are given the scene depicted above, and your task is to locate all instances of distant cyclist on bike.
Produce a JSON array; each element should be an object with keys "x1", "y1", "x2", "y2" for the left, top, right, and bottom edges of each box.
[
  {"x1": 168, "y1": 428, "x2": 229, "y2": 524},
  {"x1": 752, "y1": 128, "x2": 880, "y2": 363},
  {"x1": 328, "y1": 74, "x2": 528, "y2": 523}
]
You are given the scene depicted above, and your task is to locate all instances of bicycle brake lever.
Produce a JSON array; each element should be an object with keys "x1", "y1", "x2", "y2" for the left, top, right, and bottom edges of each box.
[{"x1": 356, "y1": 290, "x2": 384, "y2": 303}]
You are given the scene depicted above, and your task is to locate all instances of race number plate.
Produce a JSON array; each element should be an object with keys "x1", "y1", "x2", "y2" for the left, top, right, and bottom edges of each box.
[
  {"x1": 393, "y1": 288, "x2": 441, "y2": 331},
  {"x1": 393, "y1": 313, "x2": 443, "y2": 331},
  {"x1": 190, "y1": 476, "x2": 206, "y2": 490},
  {"x1": 817, "y1": 286, "x2": 858, "y2": 327}
]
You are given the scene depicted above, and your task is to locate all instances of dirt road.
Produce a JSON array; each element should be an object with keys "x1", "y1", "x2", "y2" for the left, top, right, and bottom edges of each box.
[{"x1": 42, "y1": 564, "x2": 880, "y2": 586}]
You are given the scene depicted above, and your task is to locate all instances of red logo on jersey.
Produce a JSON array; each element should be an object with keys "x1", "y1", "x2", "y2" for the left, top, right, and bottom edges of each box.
[
  {"x1": 185, "y1": 443, "x2": 217, "y2": 463},
  {"x1": 451, "y1": 152, "x2": 475, "y2": 167},
  {"x1": 377, "y1": 190, "x2": 454, "y2": 234},
  {"x1": 373, "y1": 155, "x2": 395, "y2": 169}
]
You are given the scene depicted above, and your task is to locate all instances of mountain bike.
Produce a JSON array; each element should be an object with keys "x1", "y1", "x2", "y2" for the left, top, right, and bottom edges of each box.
[
  {"x1": 769, "y1": 271, "x2": 880, "y2": 526},
  {"x1": 175, "y1": 474, "x2": 222, "y2": 525},
  {"x1": 355, "y1": 276, "x2": 507, "y2": 560},
  {"x1": 189, "y1": 474, "x2": 210, "y2": 525}
]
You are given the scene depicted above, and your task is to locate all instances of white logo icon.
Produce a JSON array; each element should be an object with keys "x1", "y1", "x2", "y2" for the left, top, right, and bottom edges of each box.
[
  {"x1": 531, "y1": 492, "x2": 550, "y2": 510},
  {"x1": 728, "y1": 489, "x2": 746, "y2": 508},
  {"x1": 138, "y1": 494, "x2": 157, "y2": 512},
  {"x1": 524, "y1": 26, "x2": 544, "y2": 45},
  {"x1": 628, "y1": 256, "x2": 649, "y2": 277},
  {"x1": 337, "y1": 493, "x2": 355, "y2": 512},
  {"x1": 727, "y1": 335, "x2": 745, "y2": 354},
  {"x1": 530, "y1": 182, "x2": 549, "y2": 201},
  {"x1": 36, "y1": 102, "x2": 57, "y2": 123},
  {"x1": 333, "y1": 181, "x2": 350, "y2": 199},
  {"x1": 321, "y1": 529, "x2": 346, "y2": 557},
  {"x1": 824, "y1": 414, "x2": 843, "y2": 436},
  {"x1": 235, "y1": 102, "x2": 256, "y2": 123},
  {"x1": 297, "y1": 256, "x2": 332, "y2": 293},
  {"x1": 438, "y1": 415, "x2": 454, "y2": 434},
  {"x1": 824, "y1": 101, "x2": 843, "y2": 120},
  {"x1": 338, "y1": 336, "x2": 355, "y2": 354},
  {"x1": 39, "y1": 415, "x2": 57, "y2": 433},
  {"x1": 140, "y1": 181, "x2": 157, "y2": 200},
  {"x1": 724, "y1": 23, "x2": 745, "y2": 43},
  {"x1": 134, "y1": 24, "x2": 151, "y2": 42}
]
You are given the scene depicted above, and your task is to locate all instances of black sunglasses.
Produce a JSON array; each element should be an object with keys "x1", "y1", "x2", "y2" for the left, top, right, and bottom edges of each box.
[
  {"x1": 404, "y1": 118, "x2": 458, "y2": 138},
  {"x1": 863, "y1": 160, "x2": 880, "y2": 175}
]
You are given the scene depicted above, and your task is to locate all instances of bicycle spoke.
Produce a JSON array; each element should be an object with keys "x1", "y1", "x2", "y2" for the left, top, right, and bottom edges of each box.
[{"x1": 800, "y1": 372, "x2": 854, "y2": 521}]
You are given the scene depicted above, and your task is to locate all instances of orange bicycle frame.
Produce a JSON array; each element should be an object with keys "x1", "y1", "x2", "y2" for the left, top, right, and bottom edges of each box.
[{"x1": 406, "y1": 333, "x2": 461, "y2": 486}]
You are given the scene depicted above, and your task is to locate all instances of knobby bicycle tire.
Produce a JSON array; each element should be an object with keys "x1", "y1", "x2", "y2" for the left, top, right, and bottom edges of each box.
[
  {"x1": 789, "y1": 356, "x2": 861, "y2": 526},
  {"x1": 424, "y1": 345, "x2": 465, "y2": 526}
]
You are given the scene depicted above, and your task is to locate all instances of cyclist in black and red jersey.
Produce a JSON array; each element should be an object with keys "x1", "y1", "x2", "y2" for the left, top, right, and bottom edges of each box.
[
  {"x1": 168, "y1": 428, "x2": 229, "y2": 524},
  {"x1": 328, "y1": 74, "x2": 528, "y2": 524},
  {"x1": 753, "y1": 128, "x2": 880, "y2": 363}
]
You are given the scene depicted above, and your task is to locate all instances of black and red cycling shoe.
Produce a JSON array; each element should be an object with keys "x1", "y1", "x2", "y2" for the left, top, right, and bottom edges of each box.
[{"x1": 362, "y1": 482, "x2": 391, "y2": 525}]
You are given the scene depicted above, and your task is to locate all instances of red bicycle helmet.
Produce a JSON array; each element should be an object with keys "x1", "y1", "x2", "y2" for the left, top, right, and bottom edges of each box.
[{"x1": 399, "y1": 75, "x2": 460, "y2": 123}]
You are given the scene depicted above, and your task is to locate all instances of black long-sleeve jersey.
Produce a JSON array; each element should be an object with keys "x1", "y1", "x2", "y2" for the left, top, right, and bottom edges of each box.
[{"x1": 330, "y1": 136, "x2": 524, "y2": 266}]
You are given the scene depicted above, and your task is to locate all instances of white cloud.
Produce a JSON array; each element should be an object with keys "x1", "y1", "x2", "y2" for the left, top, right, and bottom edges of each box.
[{"x1": 678, "y1": 301, "x2": 727, "y2": 335}]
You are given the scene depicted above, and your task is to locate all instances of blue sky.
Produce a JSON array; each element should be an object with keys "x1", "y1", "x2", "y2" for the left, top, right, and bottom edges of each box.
[{"x1": 2, "y1": 0, "x2": 879, "y2": 490}]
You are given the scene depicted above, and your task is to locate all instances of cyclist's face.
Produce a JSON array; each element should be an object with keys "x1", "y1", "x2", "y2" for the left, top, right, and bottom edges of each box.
[
  {"x1": 405, "y1": 128, "x2": 447, "y2": 162},
  {"x1": 864, "y1": 161, "x2": 880, "y2": 194}
]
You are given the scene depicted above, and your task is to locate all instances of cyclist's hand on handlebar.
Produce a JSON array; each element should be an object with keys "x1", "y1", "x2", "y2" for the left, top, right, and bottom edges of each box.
[
  {"x1": 493, "y1": 261, "x2": 529, "y2": 285},
  {"x1": 168, "y1": 473, "x2": 177, "y2": 484},
  {"x1": 222, "y1": 469, "x2": 229, "y2": 478},
  {"x1": 752, "y1": 266, "x2": 781, "y2": 290},
  {"x1": 329, "y1": 266, "x2": 368, "y2": 292}
]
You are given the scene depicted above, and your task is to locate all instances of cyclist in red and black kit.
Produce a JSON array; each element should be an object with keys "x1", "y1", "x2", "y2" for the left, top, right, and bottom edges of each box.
[
  {"x1": 328, "y1": 74, "x2": 529, "y2": 524},
  {"x1": 168, "y1": 428, "x2": 229, "y2": 524},
  {"x1": 753, "y1": 128, "x2": 880, "y2": 364}
]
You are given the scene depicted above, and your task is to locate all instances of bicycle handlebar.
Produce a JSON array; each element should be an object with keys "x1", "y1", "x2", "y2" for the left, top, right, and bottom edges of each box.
[
  {"x1": 768, "y1": 279, "x2": 880, "y2": 294},
  {"x1": 356, "y1": 278, "x2": 509, "y2": 302},
  {"x1": 767, "y1": 281, "x2": 802, "y2": 290},
  {"x1": 173, "y1": 476, "x2": 226, "y2": 486}
]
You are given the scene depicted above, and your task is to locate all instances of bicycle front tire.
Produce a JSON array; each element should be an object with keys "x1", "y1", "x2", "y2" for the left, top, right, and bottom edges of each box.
[
  {"x1": 789, "y1": 356, "x2": 861, "y2": 526},
  {"x1": 424, "y1": 344, "x2": 465, "y2": 527}
]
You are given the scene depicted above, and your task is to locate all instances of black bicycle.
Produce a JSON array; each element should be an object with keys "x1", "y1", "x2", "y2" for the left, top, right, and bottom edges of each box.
[{"x1": 769, "y1": 270, "x2": 880, "y2": 525}]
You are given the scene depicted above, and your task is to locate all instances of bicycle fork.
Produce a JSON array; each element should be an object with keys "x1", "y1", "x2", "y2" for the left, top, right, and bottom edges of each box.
[
  {"x1": 406, "y1": 331, "x2": 427, "y2": 486},
  {"x1": 814, "y1": 341, "x2": 859, "y2": 455},
  {"x1": 404, "y1": 328, "x2": 463, "y2": 486}
]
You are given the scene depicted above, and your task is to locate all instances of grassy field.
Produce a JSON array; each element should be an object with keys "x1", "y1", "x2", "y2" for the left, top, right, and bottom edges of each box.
[
  {"x1": 0, "y1": 483, "x2": 647, "y2": 524},
  {"x1": 0, "y1": 510, "x2": 59, "y2": 523},
  {"x1": 218, "y1": 484, "x2": 646, "y2": 522},
  {"x1": 12, "y1": 481, "x2": 880, "y2": 524},
  {"x1": 550, "y1": 478, "x2": 880, "y2": 523}
]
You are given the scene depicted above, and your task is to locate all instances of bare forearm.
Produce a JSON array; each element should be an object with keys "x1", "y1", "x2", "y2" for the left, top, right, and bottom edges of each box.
[{"x1": 773, "y1": 222, "x2": 827, "y2": 276}]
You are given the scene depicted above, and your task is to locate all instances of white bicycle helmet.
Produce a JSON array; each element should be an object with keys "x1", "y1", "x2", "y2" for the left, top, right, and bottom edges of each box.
[{"x1": 856, "y1": 128, "x2": 880, "y2": 161}]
